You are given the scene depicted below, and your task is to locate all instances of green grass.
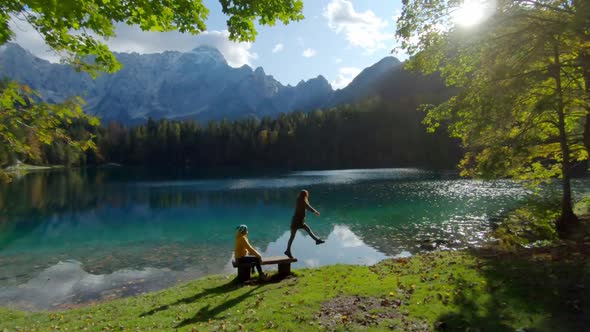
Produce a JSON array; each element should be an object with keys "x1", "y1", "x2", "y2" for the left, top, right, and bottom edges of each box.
[{"x1": 2, "y1": 243, "x2": 590, "y2": 331}]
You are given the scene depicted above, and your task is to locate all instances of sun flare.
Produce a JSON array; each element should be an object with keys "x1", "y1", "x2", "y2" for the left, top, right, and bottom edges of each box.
[{"x1": 452, "y1": 0, "x2": 493, "y2": 27}]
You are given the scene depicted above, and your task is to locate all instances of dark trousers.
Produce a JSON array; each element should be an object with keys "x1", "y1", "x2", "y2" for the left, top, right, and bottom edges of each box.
[{"x1": 237, "y1": 256, "x2": 263, "y2": 274}]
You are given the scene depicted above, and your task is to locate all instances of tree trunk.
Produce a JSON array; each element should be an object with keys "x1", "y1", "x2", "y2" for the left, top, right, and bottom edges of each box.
[
  {"x1": 553, "y1": 43, "x2": 579, "y2": 233},
  {"x1": 576, "y1": 0, "x2": 590, "y2": 159},
  {"x1": 581, "y1": 53, "x2": 590, "y2": 155}
]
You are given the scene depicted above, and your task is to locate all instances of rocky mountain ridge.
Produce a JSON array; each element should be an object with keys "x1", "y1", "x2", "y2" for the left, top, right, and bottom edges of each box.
[{"x1": 0, "y1": 43, "x2": 402, "y2": 123}]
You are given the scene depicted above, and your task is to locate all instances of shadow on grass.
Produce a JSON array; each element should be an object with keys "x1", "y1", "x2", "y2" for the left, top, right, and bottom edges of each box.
[
  {"x1": 174, "y1": 273, "x2": 289, "y2": 329},
  {"x1": 139, "y1": 273, "x2": 291, "y2": 329},
  {"x1": 436, "y1": 243, "x2": 590, "y2": 331},
  {"x1": 139, "y1": 277, "x2": 243, "y2": 317},
  {"x1": 174, "y1": 285, "x2": 263, "y2": 328}
]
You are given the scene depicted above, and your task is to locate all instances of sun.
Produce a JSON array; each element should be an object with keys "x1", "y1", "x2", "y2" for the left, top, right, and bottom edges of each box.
[{"x1": 452, "y1": 0, "x2": 491, "y2": 27}]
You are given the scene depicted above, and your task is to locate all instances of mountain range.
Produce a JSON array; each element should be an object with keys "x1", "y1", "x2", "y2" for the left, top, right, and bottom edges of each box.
[{"x1": 0, "y1": 43, "x2": 424, "y2": 124}]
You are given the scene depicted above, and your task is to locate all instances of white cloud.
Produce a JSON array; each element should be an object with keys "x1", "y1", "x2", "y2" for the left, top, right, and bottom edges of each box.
[
  {"x1": 302, "y1": 48, "x2": 317, "y2": 58},
  {"x1": 323, "y1": 0, "x2": 393, "y2": 54},
  {"x1": 8, "y1": 14, "x2": 62, "y2": 62},
  {"x1": 331, "y1": 66, "x2": 361, "y2": 89},
  {"x1": 187, "y1": 30, "x2": 257, "y2": 67},
  {"x1": 335, "y1": 57, "x2": 343, "y2": 63},
  {"x1": 97, "y1": 26, "x2": 257, "y2": 67},
  {"x1": 272, "y1": 43, "x2": 284, "y2": 53},
  {"x1": 7, "y1": 18, "x2": 257, "y2": 67}
]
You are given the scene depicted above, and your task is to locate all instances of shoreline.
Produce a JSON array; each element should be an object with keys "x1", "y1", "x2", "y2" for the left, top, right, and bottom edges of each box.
[
  {"x1": 1, "y1": 177, "x2": 589, "y2": 330},
  {"x1": 0, "y1": 235, "x2": 482, "y2": 313},
  {"x1": 3, "y1": 162, "x2": 123, "y2": 174},
  {"x1": 1, "y1": 199, "x2": 586, "y2": 315},
  {"x1": 4, "y1": 163, "x2": 65, "y2": 173},
  {"x1": 1, "y1": 241, "x2": 589, "y2": 331}
]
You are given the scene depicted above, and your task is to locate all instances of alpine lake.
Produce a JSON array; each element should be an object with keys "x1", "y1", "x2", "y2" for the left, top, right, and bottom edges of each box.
[{"x1": 1, "y1": 167, "x2": 589, "y2": 310}]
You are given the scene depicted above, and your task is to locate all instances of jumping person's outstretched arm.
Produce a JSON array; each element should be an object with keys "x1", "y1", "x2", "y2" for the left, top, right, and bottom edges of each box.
[{"x1": 305, "y1": 200, "x2": 320, "y2": 216}]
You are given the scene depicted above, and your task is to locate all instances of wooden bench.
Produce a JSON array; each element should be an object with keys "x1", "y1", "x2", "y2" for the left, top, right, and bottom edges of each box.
[{"x1": 232, "y1": 256, "x2": 297, "y2": 282}]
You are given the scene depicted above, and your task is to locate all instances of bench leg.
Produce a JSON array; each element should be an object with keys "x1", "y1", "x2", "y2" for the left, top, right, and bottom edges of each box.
[
  {"x1": 237, "y1": 266, "x2": 251, "y2": 282},
  {"x1": 278, "y1": 263, "x2": 291, "y2": 277}
]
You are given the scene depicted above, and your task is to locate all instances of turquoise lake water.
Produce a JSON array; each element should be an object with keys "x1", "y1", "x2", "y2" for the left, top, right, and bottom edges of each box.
[{"x1": 1, "y1": 167, "x2": 589, "y2": 310}]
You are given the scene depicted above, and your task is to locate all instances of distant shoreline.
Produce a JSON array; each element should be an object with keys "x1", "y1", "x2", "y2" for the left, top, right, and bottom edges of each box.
[
  {"x1": 4, "y1": 162, "x2": 123, "y2": 174},
  {"x1": 4, "y1": 163, "x2": 64, "y2": 173}
]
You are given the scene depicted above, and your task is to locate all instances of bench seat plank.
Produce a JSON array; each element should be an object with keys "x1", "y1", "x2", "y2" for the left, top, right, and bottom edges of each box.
[
  {"x1": 232, "y1": 255, "x2": 297, "y2": 267},
  {"x1": 261, "y1": 256, "x2": 298, "y2": 265},
  {"x1": 232, "y1": 255, "x2": 297, "y2": 281}
]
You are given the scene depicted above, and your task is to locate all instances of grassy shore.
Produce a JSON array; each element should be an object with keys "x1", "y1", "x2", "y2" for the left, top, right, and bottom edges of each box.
[{"x1": 1, "y1": 240, "x2": 589, "y2": 331}]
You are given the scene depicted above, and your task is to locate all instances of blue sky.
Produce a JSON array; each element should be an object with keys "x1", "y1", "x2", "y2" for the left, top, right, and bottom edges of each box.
[
  {"x1": 203, "y1": 0, "x2": 404, "y2": 88},
  {"x1": 10, "y1": 0, "x2": 404, "y2": 89}
]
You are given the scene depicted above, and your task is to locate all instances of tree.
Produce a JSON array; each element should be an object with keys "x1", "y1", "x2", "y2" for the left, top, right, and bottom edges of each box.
[
  {"x1": 0, "y1": 0, "x2": 304, "y2": 181},
  {"x1": 1, "y1": 0, "x2": 304, "y2": 75},
  {"x1": 397, "y1": 0, "x2": 590, "y2": 231},
  {"x1": 0, "y1": 81, "x2": 99, "y2": 181}
]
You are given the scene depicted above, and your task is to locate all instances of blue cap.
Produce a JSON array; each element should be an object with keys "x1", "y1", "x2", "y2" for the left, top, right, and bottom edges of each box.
[{"x1": 236, "y1": 224, "x2": 248, "y2": 234}]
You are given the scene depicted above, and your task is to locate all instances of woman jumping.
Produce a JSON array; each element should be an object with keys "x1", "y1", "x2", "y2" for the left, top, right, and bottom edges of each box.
[{"x1": 284, "y1": 189, "x2": 325, "y2": 258}]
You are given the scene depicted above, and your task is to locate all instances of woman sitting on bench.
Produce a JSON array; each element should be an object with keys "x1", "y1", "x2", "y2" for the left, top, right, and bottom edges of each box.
[{"x1": 235, "y1": 224, "x2": 267, "y2": 279}]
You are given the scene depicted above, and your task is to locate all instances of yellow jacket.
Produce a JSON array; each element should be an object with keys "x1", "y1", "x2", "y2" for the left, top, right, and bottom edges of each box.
[{"x1": 235, "y1": 233, "x2": 262, "y2": 259}]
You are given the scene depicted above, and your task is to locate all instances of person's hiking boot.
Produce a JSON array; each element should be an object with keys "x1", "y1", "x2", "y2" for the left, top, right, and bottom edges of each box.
[
  {"x1": 316, "y1": 239, "x2": 325, "y2": 245},
  {"x1": 284, "y1": 250, "x2": 293, "y2": 258}
]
